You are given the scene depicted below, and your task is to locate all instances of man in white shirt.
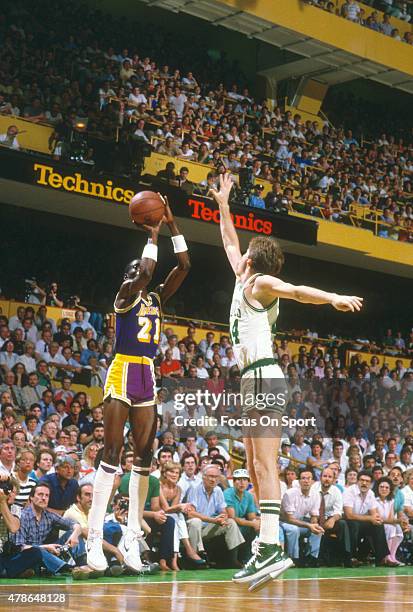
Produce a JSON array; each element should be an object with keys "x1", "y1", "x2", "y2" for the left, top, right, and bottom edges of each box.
[
  {"x1": 280, "y1": 468, "x2": 324, "y2": 565},
  {"x1": 35, "y1": 330, "x2": 53, "y2": 360},
  {"x1": 18, "y1": 343, "x2": 36, "y2": 374},
  {"x1": 221, "y1": 347, "x2": 237, "y2": 368},
  {"x1": 0, "y1": 125, "x2": 20, "y2": 149},
  {"x1": 342, "y1": 0, "x2": 361, "y2": 22},
  {"x1": 70, "y1": 310, "x2": 97, "y2": 339},
  {"x1": 343, "y1": 470, "x2": 390, "y2": 564},
  {"x1": 128, "y1": 87, "x2": 147, "y2": 107},
  {"x1": 200, "y1": 432, "x2": 230, "y2": 462},
  {"x1": 178, "y1": 454, "x2": 202, "y2": 499},
  {"x1": 160, "y1": 335, "x2": 180, "y2": 361},
  {"x1": 169, "y1": 87, "x2": 187, "y2": 118},
  {"x1": 195, "y1": 356, "x2": 209, "y2": 379},
  {"x1": 18, "y1": 318, "x2": 38, "y2": 344},
  {"x1": 8, "y1": 307, "x2": 26, "y2": 331},
  {"x1": 313, "y1": 467, "x2": 353, "y2": 565}
]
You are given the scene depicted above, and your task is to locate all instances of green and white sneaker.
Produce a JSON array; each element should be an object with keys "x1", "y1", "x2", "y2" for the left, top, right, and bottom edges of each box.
[{"x1": 232, "y1": 542, "x2": 291, "y2": 584}]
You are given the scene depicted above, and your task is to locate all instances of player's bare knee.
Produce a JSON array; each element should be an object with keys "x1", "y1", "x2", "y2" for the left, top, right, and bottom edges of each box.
[{"x1": 252, "y1": 457, "x2": 273, "y2": 480}]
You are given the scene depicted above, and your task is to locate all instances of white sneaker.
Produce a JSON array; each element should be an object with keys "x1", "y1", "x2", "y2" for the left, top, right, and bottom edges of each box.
[
  {"x1": 86, "y1": 529, "x2": 108, "y2": 572},
  {"x1": 119, "y1": 529, "x2": 143, "y2": 572}
]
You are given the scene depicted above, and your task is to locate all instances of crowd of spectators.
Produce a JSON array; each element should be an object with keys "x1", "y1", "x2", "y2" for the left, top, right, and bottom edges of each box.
[
  {"x1": 1, "y1": 1, "x2": 413, "y2": 242},
  {"x1": 307, "y1": 0, "x2": 413, "y2": 42},
  {"x1": 0, "y1": 298, "x2": 413, "y2": 578}
]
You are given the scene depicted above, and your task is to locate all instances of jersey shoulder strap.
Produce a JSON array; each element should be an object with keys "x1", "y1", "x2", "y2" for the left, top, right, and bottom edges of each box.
[{"x1": 242, "y1": 273, "x2": 278, "y2": 312}]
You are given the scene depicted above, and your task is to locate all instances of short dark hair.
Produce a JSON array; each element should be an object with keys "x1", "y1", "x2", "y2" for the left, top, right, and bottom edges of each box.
[
  {"x1": 181, "y1": 453, "x2": 198, "y2": 466},
  {"x1": 159, "y1": 445, "x2": 175, "y2": 457},
  {"x1": 30, "y1": 482, "x2": 51, "y2": 498},
  {"x1": 298, "y1": 467, "x2": 314, "y2": 479},
  {"x1": 357, "y1": 470, "x2": 373, "y2": 481},
  {"x1": 248, "y1": 236, "x2": 284, "y2": 276}
]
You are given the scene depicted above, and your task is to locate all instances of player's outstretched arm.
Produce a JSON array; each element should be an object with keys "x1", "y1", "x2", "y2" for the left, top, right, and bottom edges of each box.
[
  {"x1": 116, "y1": 219, "x2": 164, "y2": 302},
  {"x1": 155, "y1": 195, "x2": 190, "y2": 305},
  {"x1": 209, "y1": 173, "x2": 242, "y2": 276},
  {"x1": 253, "y1": 275, "x2": 363, "y2": 312}
]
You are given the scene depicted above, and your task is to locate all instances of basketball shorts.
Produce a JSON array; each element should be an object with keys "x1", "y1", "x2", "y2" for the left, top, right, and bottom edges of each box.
[
  {"x1": 103, "y1": 353, "x2": 156, "y2": 407},
  {"x1": 240, "y1": 360, "x2": 289, "y2": 417}
]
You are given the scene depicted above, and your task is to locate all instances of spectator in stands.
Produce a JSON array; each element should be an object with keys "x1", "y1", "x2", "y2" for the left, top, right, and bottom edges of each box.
[
  {"x1": 13, "y1": 483, "x2": 88, "y2": 576},
  {"x1": 248, "y1": 185, "x2": 266, "y2": 209},
  {"x1": 159, "y1": 461, "x2": 206, "y2": 570},
  {"x1": 0, "y1": 125, "x2": 20, "y2": 150},
  {"x1": 178, "y1": 454, "x2": 201, "y2": 499},
  {"x1": 281, "y1": 468, "x2": 324, "y2": 566},
  {"x1": 186, "y1": 464, "x2": 245, "y2": 566},
  {"x1": 343, "y1": 470, "x2": 390, "y2": 565},
  {"x1": 314, "y1": 467, "x2": 352, "y2": 565},
  {"x1": 12, "y1": 448, "x2": 36, "y2": 507},
  {"x1": 39, "y1": 456, "x2": 79, "y2": 515},
  {"x1": 224, "y1": 468, "x2": 259, "y2": 562},
  {"x1": 142, "y1": 474, "x2": 176, "y2": 571},
  {"x1": 0, "y1": 476, "x2": 43, "y2": 578},
  {"x1": 375, "y1": 476, "x2": 405, "y2": 565},
  {"x1": 0, "y1": 439, "x2": 16, "y2": 476}
]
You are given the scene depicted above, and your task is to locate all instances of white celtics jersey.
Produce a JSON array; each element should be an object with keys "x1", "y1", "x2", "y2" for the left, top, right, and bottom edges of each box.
[{"x1": 229, "y1": 273, "x2": 279, "y2": 372}]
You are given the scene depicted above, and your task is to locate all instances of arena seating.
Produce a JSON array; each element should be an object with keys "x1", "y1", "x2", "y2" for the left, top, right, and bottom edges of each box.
[{"x1": 0, "y1": 0, "x2": 412, "y2": 243}]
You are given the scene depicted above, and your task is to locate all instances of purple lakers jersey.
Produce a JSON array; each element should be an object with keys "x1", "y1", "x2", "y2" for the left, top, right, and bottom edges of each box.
[{"x1": 114, "y1": 291, "x2": 161, "y2": 359}]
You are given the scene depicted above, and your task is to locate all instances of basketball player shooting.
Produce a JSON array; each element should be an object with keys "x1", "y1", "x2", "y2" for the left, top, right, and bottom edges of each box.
[
  {"x1": 210, "y1": 174, "x2": 363, "y2": 591},
  {"x1": 87, "y1": 197, "x2": 190, "y2": 573}
]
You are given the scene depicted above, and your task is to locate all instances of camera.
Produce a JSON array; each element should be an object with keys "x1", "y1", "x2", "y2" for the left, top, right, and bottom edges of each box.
[
  {"x1": 119, "y1": 498, "x2": 129, "y2": 512},
  {"x1": 58, "y1": 544, "x2": 76, "y2": 566},
  {"x1": 0, "y1": 479, "x2": 13, "y2": 496}
]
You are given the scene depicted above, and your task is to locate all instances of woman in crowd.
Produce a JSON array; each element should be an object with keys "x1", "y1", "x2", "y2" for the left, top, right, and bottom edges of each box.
[
  {"x1": 80, "y1": 442, "x2": 100, "y2": 477},
  {"x1": 159, "y1": 461, "x2": 206, "y2": 570},
  {"x1": 375, "y1": 477, "x2": 405, "y2": 566}
]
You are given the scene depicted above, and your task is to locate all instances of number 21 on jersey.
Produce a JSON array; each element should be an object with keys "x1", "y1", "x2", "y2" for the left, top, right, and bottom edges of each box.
[{"x1": 137, "y1": 316, "x2": 160, "y2": 344}]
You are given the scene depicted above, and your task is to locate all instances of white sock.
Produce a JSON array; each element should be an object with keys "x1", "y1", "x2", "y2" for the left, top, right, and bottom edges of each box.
[
  {"x1": 88, "y1": 461, "x2": 117, "y2": 533},
  {"x1": 127, "y1": 466, "x2": 150, "y2": 533},
  {"x1": 259, "y1": 500, "x2": 281, "y2": 545}
]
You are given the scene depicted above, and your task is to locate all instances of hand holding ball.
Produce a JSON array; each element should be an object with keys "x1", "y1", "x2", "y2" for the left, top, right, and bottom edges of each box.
[{"x1": 129, "y1": 191, "x2": 166, "y2": 227}]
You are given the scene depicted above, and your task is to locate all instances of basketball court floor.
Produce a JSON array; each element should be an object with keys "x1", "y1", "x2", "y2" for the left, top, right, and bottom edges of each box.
[{"x1": 0, "y1": 566, "x2": 411, "y2": 611}]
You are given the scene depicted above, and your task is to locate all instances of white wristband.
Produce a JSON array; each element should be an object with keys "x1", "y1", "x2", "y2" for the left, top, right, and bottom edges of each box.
[
  {"x1": 171, "y1": 234, "x2": 188, "y2": 253},
  {"x1": 142, "y1": 243, "x2": 158, "y2": 261}
]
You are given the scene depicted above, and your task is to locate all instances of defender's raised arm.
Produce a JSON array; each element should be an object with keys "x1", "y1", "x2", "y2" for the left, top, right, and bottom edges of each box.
[
  {"x1": 210, "y1": 173, "x2": 242, "y2": 276},
  {"x1": 252, "y1": 275, "x2": 363, "y2": 312}
]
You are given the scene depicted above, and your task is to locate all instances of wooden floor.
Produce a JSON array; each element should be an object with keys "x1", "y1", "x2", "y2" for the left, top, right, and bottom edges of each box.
[{"x1": 0, "y1": 570, "x2": 411, "y2": 612}]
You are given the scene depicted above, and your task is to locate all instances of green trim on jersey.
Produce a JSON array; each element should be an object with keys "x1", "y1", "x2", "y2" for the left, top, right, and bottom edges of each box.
[
  {"x1": 241, "y1": 357, "x2": 278, "y2": 377},
  {"x1": 242, "y1": 291, "x2": 279, "y2": 313}
]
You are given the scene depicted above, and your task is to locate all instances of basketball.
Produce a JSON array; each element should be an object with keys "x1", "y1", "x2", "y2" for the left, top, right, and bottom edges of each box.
[{"x1": 129, "y1": 191, "x2": 165, "y2": 226}]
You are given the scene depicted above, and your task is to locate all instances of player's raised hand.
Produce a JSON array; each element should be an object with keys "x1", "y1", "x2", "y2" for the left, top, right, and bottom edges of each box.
[
  {"x1": 158, "y1": 193, "x2": 174, "y2": 224},
  {"x1": 142, "y1": 215, "x2": 166, "y2": 235},
  {"x1": 331, "y1": 295, "x2": 363, "y2": 312},
  {"x1": 209, "y1": 172, "x2": 233, "y2": 208}
]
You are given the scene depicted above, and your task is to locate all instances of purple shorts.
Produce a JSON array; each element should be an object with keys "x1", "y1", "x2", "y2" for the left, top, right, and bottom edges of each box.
[{"x1": 103, "y1": 354, "x2": 155, "y2": 407}]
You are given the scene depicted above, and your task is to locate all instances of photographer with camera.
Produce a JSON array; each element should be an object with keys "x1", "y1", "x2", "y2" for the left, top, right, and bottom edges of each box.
[
  {"x1": 13, "y1": 482, "x2": 90, "y2": 576},
  {"x1": 24, "y1": 280, "x2": 46, "y2": 306},
  {"x1": 105, "y1": 494, "x2": 158, "y2": 575},
  {"x1": 0, "y1": 476, "x2": 43, "y2": 578},
  {"x1": 247, "y1": 184, "x2": 266, "y2": 209}
]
